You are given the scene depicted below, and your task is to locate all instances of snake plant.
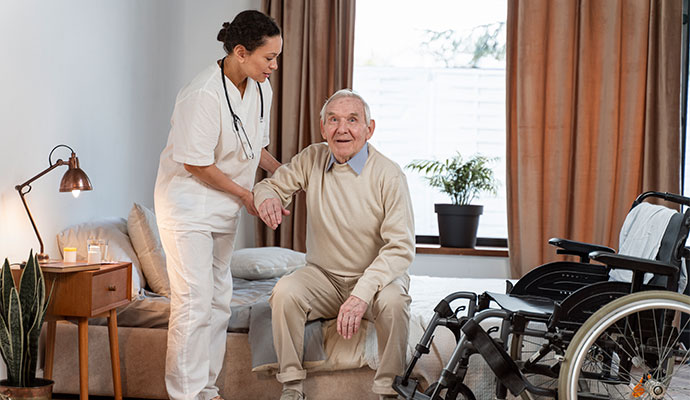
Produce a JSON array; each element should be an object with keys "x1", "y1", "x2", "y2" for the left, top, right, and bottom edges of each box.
[{"x1": 0, "y1": 250, "x2": 50, "y2": 386}]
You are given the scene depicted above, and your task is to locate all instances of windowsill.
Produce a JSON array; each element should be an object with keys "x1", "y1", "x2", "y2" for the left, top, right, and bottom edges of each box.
[{"x1": 416, "y1": 244, "x2": 509, "y2": 258}]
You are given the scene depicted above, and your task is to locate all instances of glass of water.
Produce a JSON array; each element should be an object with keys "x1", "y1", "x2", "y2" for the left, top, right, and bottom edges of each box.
[
  {"x1": 86, "y1": 238, "x2": 108, "y2": 263},
  {"x1": 98, "y1": 239, "x2": 109, "y2": 262}
]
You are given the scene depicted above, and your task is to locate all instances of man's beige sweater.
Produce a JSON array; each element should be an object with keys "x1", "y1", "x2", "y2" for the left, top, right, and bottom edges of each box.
[{"x1": 253, "y1": 143, "x2": 415, "y2": 304}]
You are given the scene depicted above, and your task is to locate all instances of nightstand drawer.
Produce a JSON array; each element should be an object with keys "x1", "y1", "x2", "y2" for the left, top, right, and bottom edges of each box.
[{"x1": 92, "y1": 266, "x2": 128, "y2": 313}]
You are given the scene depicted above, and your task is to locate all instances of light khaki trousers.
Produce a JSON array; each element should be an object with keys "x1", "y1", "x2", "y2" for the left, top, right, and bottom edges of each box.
[{"x1": 269, "y1": 264, "x2": 410, "y2": 396}]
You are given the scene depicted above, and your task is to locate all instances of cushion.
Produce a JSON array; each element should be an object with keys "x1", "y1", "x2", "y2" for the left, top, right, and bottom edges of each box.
[
  {"x1": 230, "y1": 247, "x2": 306, "y2": 280},
  {"x1": 57, "y1": 217, "x2": 146, "y2": 297},
  {"x1": 128, "y1": 203, "x2": 170, "y2": 297}
]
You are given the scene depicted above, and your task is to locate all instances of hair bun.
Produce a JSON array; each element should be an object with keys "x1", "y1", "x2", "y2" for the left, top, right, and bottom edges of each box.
[
  {"x1": 217, "y1": 21, "x2": 231, "y2": 42},
  {"x1": 218, "y1": 11, "x2": 280, "y2": 54}
]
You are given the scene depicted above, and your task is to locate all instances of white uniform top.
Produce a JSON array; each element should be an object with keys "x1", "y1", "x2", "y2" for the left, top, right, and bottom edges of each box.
[{"x1": 154, "y1": 62, "x2": 272, "y2": 232}]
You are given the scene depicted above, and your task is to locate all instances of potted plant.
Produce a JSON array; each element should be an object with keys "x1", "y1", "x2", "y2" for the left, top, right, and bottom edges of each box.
[
  {"x1": 0, "y1": 250, "x2": 53, "y2": 399},
  {"x1": 407, "y1": 153, "x2": 498, "y2": 248}
]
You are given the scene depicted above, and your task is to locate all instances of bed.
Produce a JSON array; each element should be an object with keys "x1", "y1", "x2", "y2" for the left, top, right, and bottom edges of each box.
[{"x1": 42, "y1": 205, "x2": 507, "y2": 399}]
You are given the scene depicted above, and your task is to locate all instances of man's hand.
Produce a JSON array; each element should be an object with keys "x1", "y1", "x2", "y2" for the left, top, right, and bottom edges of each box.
[
  {"x1": 240, "y1": 191, "x2": 259, "y2": 216},
  {"x1": 337, "y1": 295, "x2": 368, "y2": 339},
  {"x1": 258, "y1": 198, "x2": 291, "y2": 230}
]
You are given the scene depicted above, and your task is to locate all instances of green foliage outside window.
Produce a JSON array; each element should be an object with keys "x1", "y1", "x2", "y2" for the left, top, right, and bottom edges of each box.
[{"x1": 421, "y1": 22, "x2": 506, "y2": 68}]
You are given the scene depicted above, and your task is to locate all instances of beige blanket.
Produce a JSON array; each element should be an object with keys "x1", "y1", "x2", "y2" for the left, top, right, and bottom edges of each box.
[
  {"x1": 250, "y1": 275, "x2": 511, "y2": 396},
  {"x1": 249, "y1": 307, "x2": 448, "y2": 389}
]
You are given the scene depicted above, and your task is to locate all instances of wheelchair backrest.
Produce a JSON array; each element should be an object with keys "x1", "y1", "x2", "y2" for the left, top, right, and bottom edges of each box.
[
  {"x1": 629, "y1": 192, "x2": 690, "y2": 263},
  {"x1": 617, "y1": 203, "x2": 686, "y2": 265},
  {"x1": 618, "y1": 192, "x2": 690, "y2": 290},
  {"x1": 655, "y1": 209, "x2": 690, "y2": 266}
]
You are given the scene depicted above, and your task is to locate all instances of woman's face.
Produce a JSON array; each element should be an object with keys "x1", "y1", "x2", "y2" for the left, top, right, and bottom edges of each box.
[{"x1": 239, "y1": 35, "x2": 282, "y2": 83}]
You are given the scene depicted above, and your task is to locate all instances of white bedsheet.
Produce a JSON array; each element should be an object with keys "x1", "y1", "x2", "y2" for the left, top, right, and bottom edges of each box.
[{"x1": 409, "y1": 275, "x2": 512, "y2": 323}]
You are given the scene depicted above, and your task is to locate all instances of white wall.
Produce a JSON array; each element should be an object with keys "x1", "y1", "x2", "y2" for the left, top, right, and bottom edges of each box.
[
  {"x1": 410, "y1": 253, "x2": 511, "y2": 279},
  {"x1": 0, "y1": 0, "x2": 259, "y2": 263}
]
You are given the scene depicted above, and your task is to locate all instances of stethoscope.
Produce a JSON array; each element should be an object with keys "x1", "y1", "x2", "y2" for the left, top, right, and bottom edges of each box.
[{"x1": 220, "y1": 56, "x2": 263, "y2": 160}]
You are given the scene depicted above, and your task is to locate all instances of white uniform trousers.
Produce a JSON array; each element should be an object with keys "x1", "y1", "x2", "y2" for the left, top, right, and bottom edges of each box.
[{"x1": 159, "y1": 226, "x2": 236, "y2": 400}]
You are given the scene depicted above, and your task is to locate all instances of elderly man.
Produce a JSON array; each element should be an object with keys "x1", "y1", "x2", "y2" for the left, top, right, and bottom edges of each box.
[{"x1": 253, "y1": 89, "x2": 415, "y2": 400}]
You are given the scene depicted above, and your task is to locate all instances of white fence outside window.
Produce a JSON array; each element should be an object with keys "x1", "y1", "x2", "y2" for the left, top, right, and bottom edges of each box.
[{"x1": 354, "y1": 66, "x2": 507, "y2": 238}]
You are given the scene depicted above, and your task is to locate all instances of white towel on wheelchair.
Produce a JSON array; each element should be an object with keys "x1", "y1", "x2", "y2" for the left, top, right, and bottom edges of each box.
[{"x1": 609, "y1": 202, "x2": 682, "y2": 288}]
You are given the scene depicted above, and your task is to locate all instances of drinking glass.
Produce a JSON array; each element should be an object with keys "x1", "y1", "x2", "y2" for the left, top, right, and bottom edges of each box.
[
  {"x1": 98, "y1": 239, "x2": 109, "y2": 262},
  {"x1": 86, "y1": 238, "x2": 108, "y2": 263}
]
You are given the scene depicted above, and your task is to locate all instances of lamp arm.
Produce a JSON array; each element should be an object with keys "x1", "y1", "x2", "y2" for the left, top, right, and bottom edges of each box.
[
  {"x1": 17, "y1": 189, "x2": 45, "y2": 259},
  {"x1": 14, "y1": 159, "x2": 68, "y2": 262},
  {"x1": 14, "y1": 159, "x2": 66, "y2": 190}
]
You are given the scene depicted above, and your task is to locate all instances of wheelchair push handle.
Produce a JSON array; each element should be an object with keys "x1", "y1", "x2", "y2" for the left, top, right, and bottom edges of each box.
[{"x1": 633, "y1": 191, "x2": 690, "y2": 207}]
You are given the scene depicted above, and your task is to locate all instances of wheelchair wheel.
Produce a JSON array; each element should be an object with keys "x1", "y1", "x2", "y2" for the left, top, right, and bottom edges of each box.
[
  {"x1": 509, "y1": 325, "x2": 559, "y2": 399},
  {"x1": 558, "y1": 291, "x2": 690, "y2": 399}
]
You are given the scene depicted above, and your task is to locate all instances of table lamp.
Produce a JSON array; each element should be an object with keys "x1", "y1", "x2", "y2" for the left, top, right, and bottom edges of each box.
[{"x1": 15, "y1": 144, "x2": 93, "y2": 262}]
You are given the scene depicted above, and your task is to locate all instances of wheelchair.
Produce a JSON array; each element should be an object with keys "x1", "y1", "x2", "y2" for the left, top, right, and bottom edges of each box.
[{"x1": 393, "y1": 191, "x2": 690, "y2": 399}]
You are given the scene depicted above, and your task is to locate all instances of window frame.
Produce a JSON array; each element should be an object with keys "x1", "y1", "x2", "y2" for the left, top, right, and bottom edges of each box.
[{"x1": 416, "y1": 235, "x2": 507, "y2": 248}]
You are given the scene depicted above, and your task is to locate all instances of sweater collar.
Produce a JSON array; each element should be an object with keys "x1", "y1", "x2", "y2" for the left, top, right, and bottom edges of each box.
[{"x1": 326, "y1": 143, "x2": 369, "y2": 175}]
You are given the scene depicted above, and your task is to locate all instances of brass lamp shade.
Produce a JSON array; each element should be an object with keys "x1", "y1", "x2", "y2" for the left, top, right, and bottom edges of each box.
[{"x1": 59, "y1": 154, "x2": 92, "y2": 192}]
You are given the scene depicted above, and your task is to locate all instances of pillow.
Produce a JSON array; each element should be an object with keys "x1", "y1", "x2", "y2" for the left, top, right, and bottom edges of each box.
[
  {"x1": 57, "y1": 217, "x2": 147, "y2": 297},
  {"x1": 128, "y1": 203, "x2": 170, "y2": 297},
  {"x1": 231, "y1": 247, "x2": 306, "y2": 280}
]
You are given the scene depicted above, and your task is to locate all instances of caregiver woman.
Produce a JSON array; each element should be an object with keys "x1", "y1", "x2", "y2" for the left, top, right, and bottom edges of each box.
[{"x1": 154, "y1": 10, "x2": 282, "y2": 400}]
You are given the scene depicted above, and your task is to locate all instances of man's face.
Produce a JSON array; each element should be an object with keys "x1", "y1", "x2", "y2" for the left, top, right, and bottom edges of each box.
[{"x1": 320, "y1": 97, "x2": 375, "y2": 163}]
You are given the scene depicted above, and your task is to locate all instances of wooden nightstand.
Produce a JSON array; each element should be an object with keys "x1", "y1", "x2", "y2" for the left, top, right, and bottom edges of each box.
[{"x1": 41, "y1": 262, "x2": 132, "y2": 400}]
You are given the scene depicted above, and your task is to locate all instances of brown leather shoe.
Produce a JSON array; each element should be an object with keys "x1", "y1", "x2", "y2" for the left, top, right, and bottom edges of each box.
[{"x1": 280, "y1": 389, "x2": 306, "y2": 400}]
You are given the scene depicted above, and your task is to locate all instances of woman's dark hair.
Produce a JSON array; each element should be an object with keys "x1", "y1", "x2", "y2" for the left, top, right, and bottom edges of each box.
[{"x1": 217, "y1": 10, "x2": 281, "y2": 54}]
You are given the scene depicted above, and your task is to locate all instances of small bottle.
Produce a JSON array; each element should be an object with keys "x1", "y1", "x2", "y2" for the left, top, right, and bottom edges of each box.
[{"x1": 63, "y1": 247, "x2": 77, "y2": 263}]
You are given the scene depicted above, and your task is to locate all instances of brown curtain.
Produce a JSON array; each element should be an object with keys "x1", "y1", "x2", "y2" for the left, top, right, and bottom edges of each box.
[
  {"x1": 257, "y1": 0, "x2": 356, "y2": 250},
  {"x1": 506, "y1": 0, "x2": 681, "y2": 278}
]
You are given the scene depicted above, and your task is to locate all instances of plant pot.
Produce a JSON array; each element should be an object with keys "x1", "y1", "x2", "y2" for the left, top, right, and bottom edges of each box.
[
  {"x1": 0, "y1": 378, "x2": 54, "y2": 400},
  {"x1": 435, "y1": 204, "x2": 483, "y2": 248}
]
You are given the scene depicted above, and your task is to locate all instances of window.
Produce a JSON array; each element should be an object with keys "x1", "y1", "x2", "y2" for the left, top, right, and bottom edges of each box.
[{"x1": 353, "y1": 0, "x2": 508, "y2": 239}]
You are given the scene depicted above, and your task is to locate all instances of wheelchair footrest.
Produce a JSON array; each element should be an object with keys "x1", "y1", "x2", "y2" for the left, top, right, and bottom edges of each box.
[
  {"x1": 461, "y1": 319, "x2": 526, "y2": 396},
  {"x1": 392, "y1": 376, "x2": 430, "y2": 400}
]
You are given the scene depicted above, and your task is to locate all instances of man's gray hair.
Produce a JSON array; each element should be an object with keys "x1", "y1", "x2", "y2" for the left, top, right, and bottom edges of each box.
[{"x1": 319, "y1": 89, "x2": 371, "y2": 126}]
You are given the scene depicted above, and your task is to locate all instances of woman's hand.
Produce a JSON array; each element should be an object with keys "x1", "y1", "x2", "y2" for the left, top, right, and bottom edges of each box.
[{"x1": 240, "y1": 190, "x2": 259, "y2": 216}]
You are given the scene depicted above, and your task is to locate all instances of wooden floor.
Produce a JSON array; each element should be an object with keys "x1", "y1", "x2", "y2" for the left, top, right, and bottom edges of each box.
[
  {"x1": 668, "y1": 363, "x2": 690, "y2": 398},
  {"x1": 50, "y1": 363, "x2": 690, "y2": 400}
]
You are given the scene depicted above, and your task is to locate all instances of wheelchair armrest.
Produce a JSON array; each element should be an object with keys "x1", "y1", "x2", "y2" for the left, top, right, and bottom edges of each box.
[
  {"x1": 589, "y1": 251, "x2": 679, "y2": 277},
  {"x1": 548, "y1": 238, "x2": 615, "y2": 262}
]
